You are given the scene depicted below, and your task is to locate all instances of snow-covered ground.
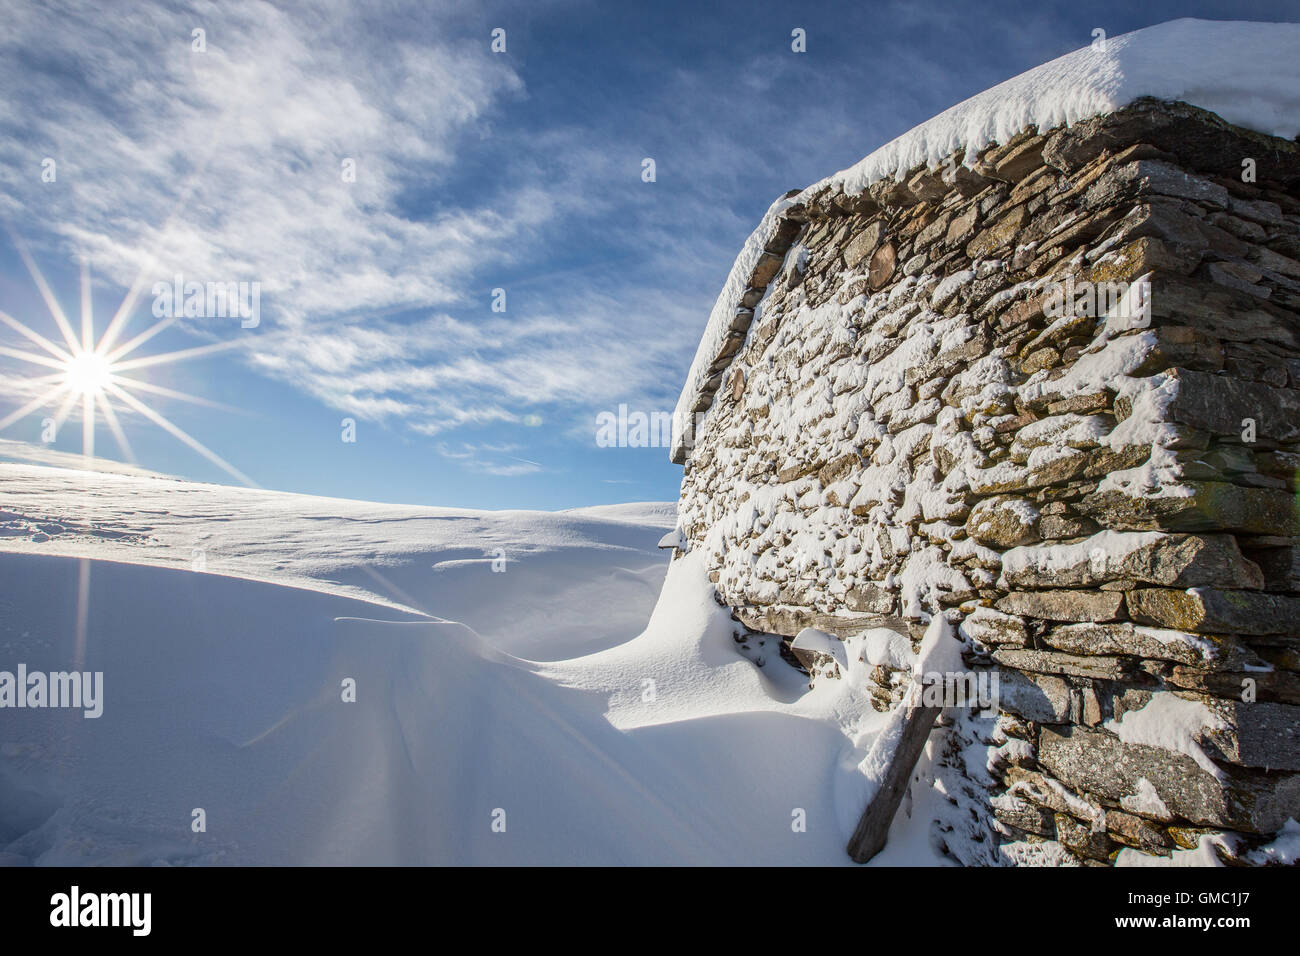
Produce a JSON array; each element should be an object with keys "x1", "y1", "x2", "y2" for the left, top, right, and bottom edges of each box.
[
  {"x1": 0, "y1": 463, "x2": 675, "y2": 661},
  {"x1": 0, "y1": 463, "x2": 993, "y2": 865}
]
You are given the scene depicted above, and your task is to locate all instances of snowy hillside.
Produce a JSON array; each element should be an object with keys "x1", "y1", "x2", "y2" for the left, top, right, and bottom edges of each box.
[
  {"x1": 0, "y1": 464, "x2": 674, "y2": 661},
  {"x1": 0, "y1": 464, "x2": 989, "y2": 865}
]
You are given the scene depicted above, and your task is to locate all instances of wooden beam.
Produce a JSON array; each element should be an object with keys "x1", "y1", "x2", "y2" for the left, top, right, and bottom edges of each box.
[{"x1": 846, "y1": 691, "x2": 942, "y2": 864}]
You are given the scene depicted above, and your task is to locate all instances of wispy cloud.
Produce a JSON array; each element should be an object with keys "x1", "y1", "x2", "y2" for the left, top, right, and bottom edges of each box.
[
  {"x1": 0, "y1": 0, "x2": 1099, "y2": 483},
  {"x1": 0, "y1": 0, "x2": 720, "y2": 447},
  {"x1": 0, "y1": 3, "x2": 532, "y2": 318},
  {"x1": 437, "y1": 440, "x2": 543, "y2": 476}
]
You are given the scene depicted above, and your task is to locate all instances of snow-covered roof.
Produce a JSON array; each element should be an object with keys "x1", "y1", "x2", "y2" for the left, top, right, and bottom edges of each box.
[{"x1": 671, "y1": 18, "x2": 1300, "y2": 460}]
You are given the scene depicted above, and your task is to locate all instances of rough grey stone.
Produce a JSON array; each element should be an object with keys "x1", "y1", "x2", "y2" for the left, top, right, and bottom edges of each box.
[
  {"x1": 997, "y1": 589, "x2": 1126, "y2": 623},
  {"x1": 845, "y1": 584, "x2": 896, "y2": 614},
  {"x1": 1126, "y1": 588, "x2": 1300, "y2": 635},
  {"x1": 1039, "y1": 726, "x2": 1300, "y2": 833},
  {"x1": 1002, "y1": 534, "x2": 1264, "y2": 591},
  {"x1": 1081, "y1": 483, "x2": 1300, "y2": 536},
  {"x1": 1040, "y1": 621, "x2": 1252, "y2": 668},
  {"x1": 966, "y1": 204, "x2": 1028, "y2": 259},
  {"x1": 958, "y1": 607, "x2": 1029, "y2": 647},
  {"x1": 843, "y1": 220, "x2": 886, "y2": 270},
  {"x1": 1104, "y1": 809, "x2": 1172, "y2": 853},
  {"x1": 992, "y1": 797, "x2": 1056, "y2": 837},
  {"x1": 1247, "y1": 546, "x2": 1300, "y2": 592},
  {"x1": 1054, "y1": 812, "x2": 1114, "y2": 862},
  {"x1": 1113, "y1": 159, "x2": 1231, "y2": 209},
  {"x1": 735, "y1": 605, "x2": 909, "y2": 640},
  {"x1": 997, "y1": 670, "x2": 1074, "y2": 723},
  {"x1": 966, "y1": 496, "x2": 1040, "y2": 548},
  {"x1": 992, "y1": 648, "x2": 1135, "y2": 682},
  {"x1": 1165, "y1": 368, "x2": 1300, "y2": 443},
  {"x1": 1200, "y1": 700, "x2": 1300, "y2": 771}
]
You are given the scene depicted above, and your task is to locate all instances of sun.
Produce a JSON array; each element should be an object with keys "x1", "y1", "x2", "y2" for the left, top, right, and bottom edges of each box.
[
  {"x1": 0, "y1": 236, "x2": 255, "y2": 485},
  {"x1": 64, "y1": 350, "x2": 115, "y2": 397}
]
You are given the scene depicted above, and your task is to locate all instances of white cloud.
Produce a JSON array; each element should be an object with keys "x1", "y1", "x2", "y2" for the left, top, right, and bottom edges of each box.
[
  {"x1": 0, "y1": 0, "x2": 527, "y2": 323},
  {"x1": 436, "y1": 440, "x2": 542, "y2": 476},
  {"x1": 5, "y1": 0, "x2": 970, "y2": 463},
  {"x1": 0, "y1": 0, "x2": 714, "y2": 448}
]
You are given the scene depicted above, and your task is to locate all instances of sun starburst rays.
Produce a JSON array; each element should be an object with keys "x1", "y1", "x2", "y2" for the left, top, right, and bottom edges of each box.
[{"x1": 0, "y1": 238, "x2": 255, "y2": 487}]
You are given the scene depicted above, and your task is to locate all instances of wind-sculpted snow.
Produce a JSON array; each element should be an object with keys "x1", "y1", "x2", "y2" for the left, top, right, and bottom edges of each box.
[
  {"x1": 0, "y1": 463, "x2": 673, "y2": 660},
  {"x1": 0, "y1": 465, "x2": 993, "y2": 865}
]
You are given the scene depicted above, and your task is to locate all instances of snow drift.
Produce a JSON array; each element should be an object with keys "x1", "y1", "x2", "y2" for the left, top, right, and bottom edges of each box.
[{"x1": 0, "y1": 464, "x2": 989, "y2": 865}]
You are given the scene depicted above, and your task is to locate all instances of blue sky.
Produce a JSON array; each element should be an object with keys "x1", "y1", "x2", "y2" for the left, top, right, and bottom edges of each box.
[{"x1": 1, "y1": 0, "x2": 1295, "y2": 509}]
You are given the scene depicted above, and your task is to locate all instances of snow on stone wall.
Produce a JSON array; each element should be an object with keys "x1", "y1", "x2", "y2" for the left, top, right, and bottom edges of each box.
[
  {"x1": 671, "y1": 95, "x2": 1300, "y2": 865},
  {"x1": 671, "y1": 18, "x2": 1300, "y2": 462}
]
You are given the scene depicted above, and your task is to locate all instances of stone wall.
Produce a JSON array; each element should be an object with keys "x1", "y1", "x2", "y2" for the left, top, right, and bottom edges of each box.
[{"x1": 672, "y1": 99, "x2": 1300, "y2": 864}]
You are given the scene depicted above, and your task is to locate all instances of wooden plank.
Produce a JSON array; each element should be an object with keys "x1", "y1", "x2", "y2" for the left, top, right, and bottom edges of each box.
[{"x1": 845, "y1": 696, "x2": 942, "y2": 864}]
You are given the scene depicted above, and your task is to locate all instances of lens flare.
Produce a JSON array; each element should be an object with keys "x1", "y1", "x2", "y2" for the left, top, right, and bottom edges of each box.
[{"x1": 0, "y1": 236, "x2": 255, "y2": 486}]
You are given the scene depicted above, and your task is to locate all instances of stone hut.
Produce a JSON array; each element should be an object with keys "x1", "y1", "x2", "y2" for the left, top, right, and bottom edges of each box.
[{"x1": 666, "y1": 20, "x2": 1300, "y2": 864}]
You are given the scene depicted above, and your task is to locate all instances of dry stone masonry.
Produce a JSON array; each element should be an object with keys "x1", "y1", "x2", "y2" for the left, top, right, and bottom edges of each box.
[{"x1": 669, "y1": 99, "x2": 1300, "y2": 865}]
